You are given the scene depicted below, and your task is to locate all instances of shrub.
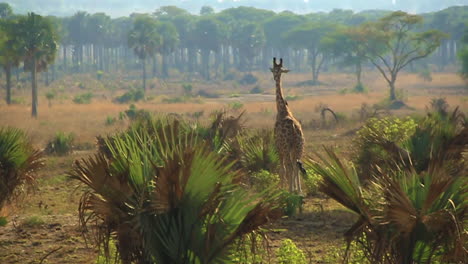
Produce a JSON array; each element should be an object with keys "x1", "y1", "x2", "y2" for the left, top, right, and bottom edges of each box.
[
  {"x1": 239, "y1": 73, "x2": 258, "y2": 85},
  {"x1": 276, "y1": 239, "x2": 307, "y2": 264},
  {"x1": 229, "y1": 101, "x2": 244, "y2": 110},
  {"x1": 303, "y1": 170, "x2": 322, "y2": 196},
  {"x1": 0, "y1": 128, "x2": 43, "y2": 211},
  {"x1": 45, "y1": 132, "x2": 74, "y2": 155},
  {"x1": 182, "y1": 83, "x2": 192, "y2": 95},
  {"x1": 162, "y1": 96, "x2": 186, "y2": 103},
  {"x1": 123, "y1": 104, "x2": 151, "y2": 121},
  {"x1": 105, "y1": 116, "x2": 117, "y2": 126},
  {"x1": 73, "y1": 92, "x2": 93, "y2": 104},
  {"x1": 249, "y1": 85, "x2": 262, "y2": 94},
  {"x1": 114, "y1": 89, "x2": 144, "y2": 104},
  {"x1": 96, "y1": 70, "x2": 104, "y2": 80},
  {"x1": 234, "y1": 129, "x2": 279, "y2": 173},
  {"x1": 22, "y1": 215, "x2": 45, "y2": 227},
  {"x1": 250, "y1": 170, "x2": 279, "y2": 192},
  {"x1": 71, "y1": 117, "x2": 285, "y2": 264},
  {"x1": 0, "y1": 216, "x2": 7, "y2": 226},
  {"x1": 282, "y1": 191, "x2": 304, "y2": 217},
  {"x1": 45, "y1": 91, "x2": 56, "y2": 107},
  {"x1": 285, "y1": 95, "x2": 301, "y2": 101},
  {"x1": 352, "y1": 83, "x2": 368, "y2": 93},
  {"x1": 418, "y1": 67, "x2": 432, "y2": 82},
  {"x1": 197, "y1": 89, "x2": 219, "y2": 98}
]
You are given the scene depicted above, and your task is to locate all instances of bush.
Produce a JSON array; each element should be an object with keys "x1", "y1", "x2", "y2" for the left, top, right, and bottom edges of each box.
[
  {"x1": 162, "y1": 96, "x2": 186, "y2": 103},
  {"x1": 276, "y1": 239, "x2": 307, "y2": 264},
  {"x1": 250, "y1": 170, "x2": 279, "y2": 192},
  {"x1": 0, "y1": 128, "x2": 43, "y2": 213},
  {"x1": 197, "y1": 89, "x2": 219, "y2": 98},
  {"x1": 45, "y1": 91, "x2": 56, "y2": 107},
  {"x1": 123, "y1": 104, "x2": 151, "y2": 121},
  {"x1": 96, "y1": 70, "x2": 104, "y2": 80},
  {"x1": 114, "y1": 89, "x2": 144, "y2": 104},
  {"x1": 352, "y1": 83, "x2": 368, "y2": 93},
  {"x1": 285, "y1": 95, "x2": 301, "y2": 101},
  {"x1": 182, "y1": 83, "x2": 192, "y2": 95},
  {"x1": 239, "y1": 73, "x2": 258, "y2": 85},
  {"x1": 418, "y1": 67, "x2": 432, "y2": 82},
  {"x1": 22, "y1": 215, "x2": 45, "y2": 227},
  {"x1": 229, "y1": 101, "x2": 244, "y2": 110},
  {"x1": 282, "y1": 191, "x2": 304, "y2": 217},
  {"x1": 73, "y1": 92, "x2": 93, "y2": 104},
  {"x1": 71, "y1": 117, "x2": 285, "y2": 264},
  {"x1": 303, "y1": 170, "x2": 322, "y2": 196},
  {"x1": 45, "y1": 132, "x2": 74, "y2": 155},
  {"x1": 105, "y1": 116, "x2": 117, "y2": 126},
  {"x1": 249, "y1": 85, "x2": 262, "y2": 94}
]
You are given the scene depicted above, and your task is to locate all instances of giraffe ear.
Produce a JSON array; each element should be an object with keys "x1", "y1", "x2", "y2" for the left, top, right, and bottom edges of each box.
[
  {"x1": 279, "y1": 58, "x2": 283, "y2": 66},
  {"x1": 269, "y1": 67, "x2": 274, "y2": 72},
  {"x1": 273, "y1": 57, "x2": 277, "y2": 65}
]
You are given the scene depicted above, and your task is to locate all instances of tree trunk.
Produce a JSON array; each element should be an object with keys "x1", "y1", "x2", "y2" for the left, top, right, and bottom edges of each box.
[
  {"x1": 5, "y1": 66, "x2": 11, "y2": 105},
  {"x1": 389, "y1": 80, "x2": 396, "y2": 101},
  {"x1": 142, "y1": 58, "x2": 146, "y2": 92},
  {"x1": 356, "y1": 62, "x2": 362, "y2": 85},
  {"x1": 63, "y1": 45, "x2": 67, "y2": 72},
  {"x1": 31, "y1": 57, "x2": 38, "y2": 118},
  {"x1": 152, "y1": 56, "x2": 157, "y2": 77},
  {"x1": 201, "y1": 49, "x2": 210, "y2": 80},
  {"x1": 162, "y1": 53, "x2": 169, "y2": 78},
  {"x1": 45, "y1": 71, "x2": 49, "y2": 86}
]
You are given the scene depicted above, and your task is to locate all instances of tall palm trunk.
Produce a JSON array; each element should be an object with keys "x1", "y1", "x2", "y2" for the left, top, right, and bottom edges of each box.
[
  {"x1": 5, "y1": 66, "x2": 11, "y2": 105},
  {"x1": 142, "y1": 58, "x2": 147, "y2": 92},
  {"x1": 31, "y1": 57, "x2": 38, "y2": 118}
]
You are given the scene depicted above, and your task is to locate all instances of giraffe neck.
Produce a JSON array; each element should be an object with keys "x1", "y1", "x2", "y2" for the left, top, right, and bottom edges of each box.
[{"x1": 275, "y1": 79, "x2": 290, "y2": 118}]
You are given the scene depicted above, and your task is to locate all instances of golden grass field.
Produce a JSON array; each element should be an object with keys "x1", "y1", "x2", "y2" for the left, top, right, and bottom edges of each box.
[{"x1": 0, "y1": 70, "x2": 467, "y2": 263}]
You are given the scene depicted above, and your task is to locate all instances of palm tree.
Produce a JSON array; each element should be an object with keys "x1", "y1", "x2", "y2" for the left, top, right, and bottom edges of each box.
[
  {"x1": 128, "y1": 16, "x2": 160, "y2": 92},
  {"x1": 71, "y1": 117, "x2": 284, "y2": 264},
  {"x1": 0, "y1": 18, "x2": 20, "y2": 105},
  {"x1": 13, "y1": 13, "x2": 57, "y2": 118},
  {"x1": 307, "y1": 109, "x2": 468, "y2": 264},
  {"x1": 0, "y1": 128, "x2": 43, "y2": 212}
]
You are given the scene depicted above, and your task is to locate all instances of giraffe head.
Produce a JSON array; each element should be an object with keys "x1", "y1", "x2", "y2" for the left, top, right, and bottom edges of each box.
[{"x1": 270, "y1": 57, "x2": 289, "y2": 82}]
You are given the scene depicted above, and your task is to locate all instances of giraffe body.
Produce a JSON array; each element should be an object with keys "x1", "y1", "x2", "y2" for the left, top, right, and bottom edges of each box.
[{"x1": 271, "y1": 58, "x2": 305, "y2": 194}]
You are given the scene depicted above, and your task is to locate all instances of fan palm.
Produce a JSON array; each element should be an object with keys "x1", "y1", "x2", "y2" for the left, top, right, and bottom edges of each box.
[
  {"x1": 307, "y1": 109, "x2": 468, "y2": 264},
  {"x1": 0, "y1": 128, "x2": 43, "y2": 212},
  {"x1": 71, "y1": 117, "x2": 284, "y2": 264},
  {"x1": 13, "y1": 13, "x2": 58, "y2": 117},
  {"x1": 128, "y1": 16, "x2": 160, "y2": 92}
]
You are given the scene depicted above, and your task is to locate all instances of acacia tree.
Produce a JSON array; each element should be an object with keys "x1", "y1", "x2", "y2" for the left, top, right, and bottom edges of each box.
[
  {"x1": 323, "y1": 26, "x2": 371, "y2": 89},
  {"x1": 128, "y1": 15, "x2": 160, "y2": 92},
  {"x1": 14, "y1": 13, "x2": 57, "y2": 118},
  {"x1": 283, "y1": 22, "x2": 337, "y2": 84},
  {"x1": 361, "y1": 11, "x2": 446, "y2": 101}
]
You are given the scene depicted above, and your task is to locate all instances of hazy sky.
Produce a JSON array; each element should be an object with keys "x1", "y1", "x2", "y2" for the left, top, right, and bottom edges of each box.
[{"x1": 6, "y1": 0, "x2": 468, "y2": 17}]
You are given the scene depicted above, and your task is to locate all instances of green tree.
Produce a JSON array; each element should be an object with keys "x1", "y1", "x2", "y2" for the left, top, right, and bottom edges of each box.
[
  {"x1": 200, "y1": 6, "x2": 215, "y2": 16},
  {"x1": 156, "y1": 21, "x2": 179, "y2": 78},
  {"x1": 283, "y1": 22, "x2": 337, "y2": 84},
  {"x1": 14, "y1": 13, "x2": 58, "y2": 118},
  {"x1": 458, "y1": 25, "x2": 468, "y2": 80},
  {"x1": 0, "y1": 3, "x2": 12, "y2": 19},
  {"x1": 360, "y1": 11, "x2": 446, "y2": 101},
  {"x1": 0, "y1": 18, "x2": 20, "y2": 104},
  {"x1": 231, "y1": 23, "x2": 265, "y2": 71},
  {"x1": 323, "y1": 26, "x2": 370, "y2": 87},
  {"x1": 68, "y1": 11, "x2": 88, "y2": 72},
  {"x1": 128, "y1": 15, "x2": 160, "y2": 91},
  {"x1": 194, "y1": 17, "x2": 222, "y2": 80}
]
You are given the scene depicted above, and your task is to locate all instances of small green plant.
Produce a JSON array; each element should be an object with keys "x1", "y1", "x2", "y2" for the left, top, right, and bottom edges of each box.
[
  {"x1": 124, "y1": 104, "x2": 151, "y2": 121},
  {"x1": 0, "y1": 216, "x2": 7, "y2": 227},
  {"x1": 96, "y1": 70, "x2": 104, "y2": 80},
  {"x1": 230, "y1": 233, "x2": 267, "y2": 264},
  {"x1": 418, "y1": 67, "x2": 432, "y2": 82},
  {"x1": 22, "y1": 215, "x2": 44, "y2": 227},
  {"x1": 352, "y1": 83, "x2": 368, "y2": 93},
  {"x1": 339, "y1": 88, "x2": 349, "y2": 94},
  {"x1": 303, "y1": 170, "x2": 322, "y2": 196},
  {"x1": 282, "y1": 191, "x2": 304, "y2": 217},
  {"x1": 250, "y1": 86, "x2": 262, "y2": 94},
  {"x1": 250, "y1": 170, "x2": 279, "y2": 192},
  {"x1": 45, "y1": 91, "x2": 56, "y2": 107},
  {"x1": 105, "y1": 116, "x2": 117, "y2": 126},
  {"x1": 276, "y1": 239, "x2": 307, "y2": 264},
  {"x1": 45, "y1": 132, "x2": 74, "y2": 155},
  {"x1": 114, "y1": 89, "x2": 144, "y2": 104},
  {"x1": 73, "y1": 92, "x2": 93, "y2": 104},
  {"x1": 324, "y1": 241, "x2": 368, "y2": 264},
  {"x1": 285, "y1": 95, "x2": 301, "y2": 101},
  {"x1": 182, "y1": 83, "x2": 193, "y2": 95},
  {"x1": 229, "y1": 101, "x2": 244, "y2": 110},
  {"x1": 162, "y1": 96, "x2": 186, "y2": 103},
  {"x1": 229, "y1": 93, "x2": 240, "y2": 98}
]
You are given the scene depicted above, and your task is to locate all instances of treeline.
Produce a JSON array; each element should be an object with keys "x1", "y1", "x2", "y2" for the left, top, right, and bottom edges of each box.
[{"x1": 1, "y1": 4, "x2": 466, "y2": 80}]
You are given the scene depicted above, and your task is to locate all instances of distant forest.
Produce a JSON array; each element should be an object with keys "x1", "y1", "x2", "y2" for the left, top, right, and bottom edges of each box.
[
  {"x1": 0, "y1": 3, "x2": 467, "y2": 86},
  {"x1": 5, "y1": 0, "x2": 468, "y2": 16}
]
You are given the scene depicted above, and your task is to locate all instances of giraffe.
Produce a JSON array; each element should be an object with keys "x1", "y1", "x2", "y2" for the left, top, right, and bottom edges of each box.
[{"x1": 270, "y1": 57, "x2": 305, "y2": 194}]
